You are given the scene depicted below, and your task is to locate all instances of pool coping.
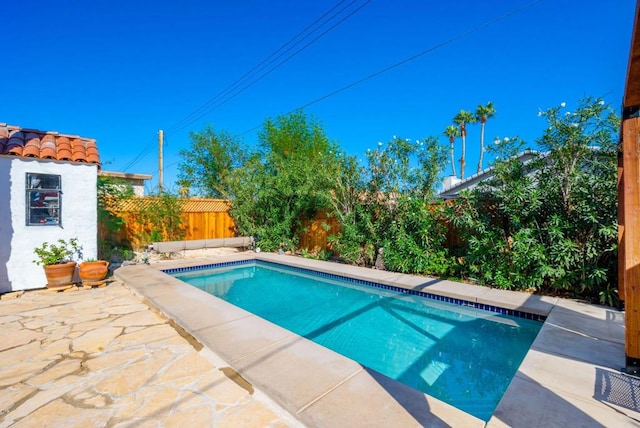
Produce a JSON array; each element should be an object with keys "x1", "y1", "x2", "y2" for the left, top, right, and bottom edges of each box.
[{"x1": 115, "y1": 252, "x2": 635, "y2": 427}]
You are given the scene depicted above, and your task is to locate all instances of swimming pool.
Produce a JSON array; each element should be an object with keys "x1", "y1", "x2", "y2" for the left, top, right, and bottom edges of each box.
[{"x1": 171, "y1": 260, "x2": 542, "y2": 421}]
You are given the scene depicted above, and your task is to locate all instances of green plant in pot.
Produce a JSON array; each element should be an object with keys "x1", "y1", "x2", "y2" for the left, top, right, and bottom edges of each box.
[{"x1": 33, "y1": 238, "x2": 80, "y2": 288}]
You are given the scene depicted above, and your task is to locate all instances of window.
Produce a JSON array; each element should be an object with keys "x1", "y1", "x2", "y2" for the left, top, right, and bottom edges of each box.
[{"x1": 26, "y1": 173, "x2": 62, "y2": 226}]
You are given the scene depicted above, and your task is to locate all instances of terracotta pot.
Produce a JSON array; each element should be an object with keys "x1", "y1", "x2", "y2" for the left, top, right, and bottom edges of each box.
[
  {"x1": 44, "y1": 261, "x2": 77, "y2": 288},
  {"x1": 79, "y1": 260, "x2": 109, "y2": 282}
]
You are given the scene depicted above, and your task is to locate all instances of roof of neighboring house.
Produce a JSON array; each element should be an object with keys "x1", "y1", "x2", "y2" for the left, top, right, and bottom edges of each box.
[
  {"x1": 116, "y1": 197, "x2": 232, "y2": 213},
  {"x1": 0, "y1": 123, "x2": 101, "y2": 167},
  {"x1": 99, "y1": 170, "x2": 152, "y2": 181},
  {"x1": 437, "y1": 150, "x2": 542, "y2": 200}
]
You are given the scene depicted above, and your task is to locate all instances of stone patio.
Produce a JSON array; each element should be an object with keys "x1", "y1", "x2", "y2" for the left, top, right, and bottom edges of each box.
[{"x1": 0, "y1": 281, "x2": 299, "y2": 427}]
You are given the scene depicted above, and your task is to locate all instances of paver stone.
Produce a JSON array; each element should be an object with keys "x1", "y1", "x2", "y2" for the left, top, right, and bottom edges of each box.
[{"x1": 71, "y1": 326, "x2": 122, "y2": 354}]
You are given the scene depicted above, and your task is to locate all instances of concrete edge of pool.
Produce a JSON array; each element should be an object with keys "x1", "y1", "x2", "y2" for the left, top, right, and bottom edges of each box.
[{"x1": 115, "y1": 252, "x2": 636, "y2": 427}]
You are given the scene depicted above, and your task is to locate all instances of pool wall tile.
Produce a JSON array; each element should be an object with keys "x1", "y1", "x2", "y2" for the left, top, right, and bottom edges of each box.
[{"x1": 164, "y1": 259, "x2": 546, "y2": 322}]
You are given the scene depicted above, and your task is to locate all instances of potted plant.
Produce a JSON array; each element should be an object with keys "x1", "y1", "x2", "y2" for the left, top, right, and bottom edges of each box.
[
  {"x1": 78, "y1": 258, "x2": 109, "y2": 283},
  {"x1": 33, "y1": 238, "x2": 80, "y2": 288}
]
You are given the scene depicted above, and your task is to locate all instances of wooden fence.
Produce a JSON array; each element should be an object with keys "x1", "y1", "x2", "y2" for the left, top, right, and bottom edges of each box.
[
  {"x1": 181, "y1": 211, "x2": 236, "y2": 240},
  {"x1": 298, "y1": 209, "x2": 460, "y2": 253},
  {"x1": 100, "y1": 197, "x2": 460, "y2": 252},
  {"x1": 298, "y1": 211, "x2": 342, "y2": 253},
  {"x1": 100, "y1": 198, "x2": 236, "y2": 249}
]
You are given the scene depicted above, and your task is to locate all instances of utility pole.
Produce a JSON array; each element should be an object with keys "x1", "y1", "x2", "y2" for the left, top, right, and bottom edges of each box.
[{"x1": 158, "y1": 129, "x2": 164, "y2": 193}]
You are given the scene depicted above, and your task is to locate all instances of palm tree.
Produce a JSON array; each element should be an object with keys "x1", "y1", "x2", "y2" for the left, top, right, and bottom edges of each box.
[
  {"x1": 453, "y1": 110, "x2": 475, "y2": 180},
  {"x1": 475, "y1": 102, "x2": 496, "y2": 173},
  {"x1": 443, "y1": 125, "x2": 459, "y2": 178}
]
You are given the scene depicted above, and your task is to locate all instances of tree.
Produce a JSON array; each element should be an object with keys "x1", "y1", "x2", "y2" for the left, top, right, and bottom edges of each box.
[
  {"x1": 415, "y1": 136, "x2": 450, "y2": 201},
  {"x1": 327, "y1": 151, "x2": 362, "y2": 222},
  {"x1": 475, "y1": 102, "x2": 496, "y2": 173},
  {"x1": 453, "y1": 110, "x2": 476, "y2": 180},
  {"x1": 258, "y1": 110, "x2": 330, "y2": 160},
  {"x1": 97, "y1": 175, "x2": 134, "y2": 258},
  {"x1": 136, "y1": 190, "x2": 186, "y2": 244},
  {"x1": 328, "y1": 136, "x2": 448, "y2": 270},
  {"x1": 443, "y1": 125, "x2": 459, "y2": 178},
  {"x1": 380, "y1": 137, "x2": 450, "y2": 275},
  {"x1": 536, "y1": 97, "x2": 619, "y2": 299},
  {"x1": 177, "y1": 126, "x2": 244, "y2": 198},
  {"x1": 227, "y1": 111, "x2": 338, "y2": 251},
  {"x1": 537, "y1": 97, "x2": 618, "y2": 212},
  {"x1": 449, "y1": 97, "x2": 619, "y2": 305}
]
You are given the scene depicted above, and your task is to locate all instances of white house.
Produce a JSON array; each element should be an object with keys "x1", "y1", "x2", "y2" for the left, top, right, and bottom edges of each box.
[
  {"x1": 98, "y1": 170, "x2": 151, "y2": 197},
  {"x1": 437, "y1": 150, "x2": 542, "y2": 200},
  {"x1": 0, "y1": 123, "x2": 101, "y2": 292}
]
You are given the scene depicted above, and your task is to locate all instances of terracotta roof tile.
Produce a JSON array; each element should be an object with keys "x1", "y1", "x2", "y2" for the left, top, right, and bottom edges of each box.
[{"x1": 0, "y1": 123, "x2": 101, "y2": 168}]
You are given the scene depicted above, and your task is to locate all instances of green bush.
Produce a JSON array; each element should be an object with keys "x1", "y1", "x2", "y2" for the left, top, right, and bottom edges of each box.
[
  {"x1": 226, "y1": 112, "x2": 338, "y2": 252},
  {"x1": 448, "y1": 97, "x2": 619, "y2": 304},
  {"x1": 328, "y1": 136, "x2": 449, "y2": 273},
  {"x1": 175, "y1": 97, "x2": 619, "y2": 306},
  {"x1": 383, "y1": 198, "x2": 452, "y2": 276}
]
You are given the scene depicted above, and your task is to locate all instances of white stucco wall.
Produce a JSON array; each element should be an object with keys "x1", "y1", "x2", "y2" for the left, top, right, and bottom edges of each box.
[{"x1": 0, "y1": 156, "x2": 98, "y2": 292}]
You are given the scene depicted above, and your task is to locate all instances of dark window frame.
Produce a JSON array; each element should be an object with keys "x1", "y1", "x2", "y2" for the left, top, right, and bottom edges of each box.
[{"x1": 25, "y1": 173, "x2": 62, "y2": 226}]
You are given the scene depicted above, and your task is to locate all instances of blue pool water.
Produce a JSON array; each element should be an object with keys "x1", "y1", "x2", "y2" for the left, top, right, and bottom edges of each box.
[{"x1": 172, "y1": 261, "x2": 542, "y2": 421}]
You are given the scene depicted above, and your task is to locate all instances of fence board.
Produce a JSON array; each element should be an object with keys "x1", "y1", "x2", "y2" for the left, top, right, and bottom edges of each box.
[
  {"x1": 299, "y1": 211, "x2": 341, "y2": 253},
  {"x1": 99, "y1": 198, "x2": 236, "y2": 249},
  {"x1": 182, "y1": 211, "x2": 236, "y2": 241}
]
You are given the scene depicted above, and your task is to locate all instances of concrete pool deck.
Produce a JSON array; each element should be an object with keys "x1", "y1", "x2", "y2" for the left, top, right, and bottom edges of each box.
[{"x1": 111, "y1": 251, "x2": 640, "y2": 427}]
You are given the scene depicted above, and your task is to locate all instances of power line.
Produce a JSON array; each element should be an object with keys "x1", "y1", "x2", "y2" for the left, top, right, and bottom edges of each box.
[
  {"x1": 236, "y1": 0, "x2": 545, "y2": 137},
  {"x1": 119, "y1": 134, "x2": 157, "y2": 172},
  {"x1": 162, "y1": 0, "x2": 371, "y2": 133},
  {"x1": 130, "y1": 0, "x2": 544, "y2": 176},
  {"x1": 121, "y1": 1, "x2": 370, "y2": 173},
  {"x1": 168, "y1": 0, "x2": 372, "y2": 136},
  {"x1": 143, "y1": 160, "x2": 180, "y2": 191},
  {"x1": 164, "y1": 0, "x2": 354, "y2": 136},
  {"x1": 120, "y1": 131, "x2": 169, "y2": 173}
]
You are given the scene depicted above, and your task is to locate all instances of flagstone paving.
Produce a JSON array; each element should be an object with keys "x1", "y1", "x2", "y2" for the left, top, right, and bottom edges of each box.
[{"x1": 0, "y1": 282, "x2": 300, "y2": 428}]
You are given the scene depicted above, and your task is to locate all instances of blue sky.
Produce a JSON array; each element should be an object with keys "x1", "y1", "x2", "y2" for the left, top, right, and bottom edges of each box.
[{"x1": 2, "y1": 1, "x2": 635, "y2": 192}]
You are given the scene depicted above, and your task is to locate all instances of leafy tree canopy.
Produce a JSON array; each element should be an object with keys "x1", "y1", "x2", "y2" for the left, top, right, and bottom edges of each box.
[
  {"x1": 177, "y1": 126, "x2": 245, "y2": 198},
  {"x1": 450, "y1": 97, "x2": 619, "y2": 304},
  {"x1": 258, "y1": 110, "x2": 332, "y2": 161},
  {"x1": 226, "y1": 111, "x2": 340, "y2": 251}
]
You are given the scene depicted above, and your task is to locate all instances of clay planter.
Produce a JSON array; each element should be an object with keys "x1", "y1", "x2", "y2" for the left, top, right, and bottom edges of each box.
[
  {"x1": 44, "y1": 261, "x2": 77, "y2": 288},
  {"x1": 78, "y1": 260, "x2": 109, "y2": 282}
]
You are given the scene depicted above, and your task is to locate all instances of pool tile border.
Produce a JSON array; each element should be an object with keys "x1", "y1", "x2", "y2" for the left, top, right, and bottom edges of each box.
[{"x1": 164, "y1": 259, "x2": 546, "y2": 322}]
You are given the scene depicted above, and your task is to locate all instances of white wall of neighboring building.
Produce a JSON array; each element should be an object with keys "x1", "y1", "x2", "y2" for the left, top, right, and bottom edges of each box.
[
  {"x1": 98, "y1": 171, "x2": 151, "y2": 197},
  {"x1": 442, "y1": 175, "x2": 462, "y2": 191},
  {"x1": 0, "y1": 156, "x2": 98, "y2": 292},
  {"x1": 437, "y1": 150, "x2": 544, "y2": 200}
]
